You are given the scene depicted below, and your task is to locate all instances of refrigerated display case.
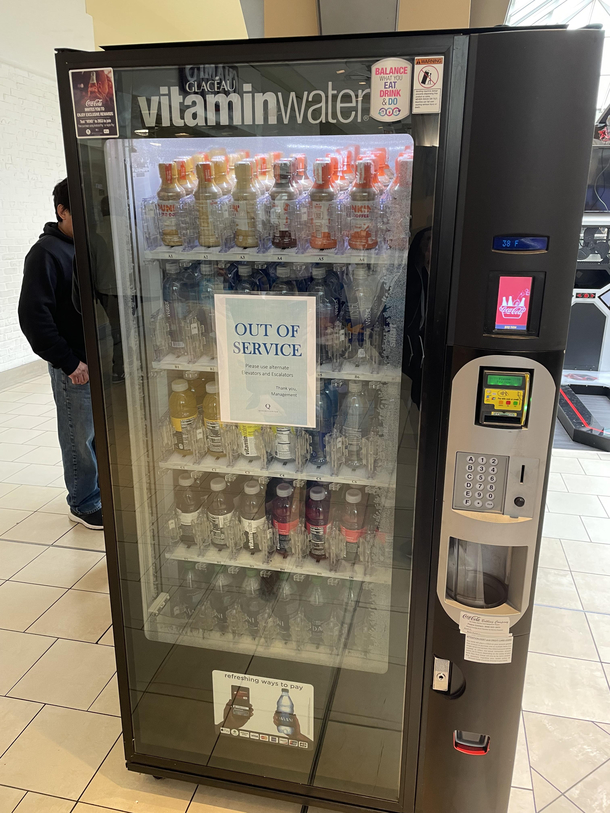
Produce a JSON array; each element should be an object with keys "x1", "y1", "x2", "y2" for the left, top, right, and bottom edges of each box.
[{"x1": 55, "y1": 26, "x2": 602, "y2": 813}]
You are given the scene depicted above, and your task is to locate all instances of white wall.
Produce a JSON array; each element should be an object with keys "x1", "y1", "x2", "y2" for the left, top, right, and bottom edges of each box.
[{"x1": 0, "y1": 2, "x2": 94, "y2": 373}]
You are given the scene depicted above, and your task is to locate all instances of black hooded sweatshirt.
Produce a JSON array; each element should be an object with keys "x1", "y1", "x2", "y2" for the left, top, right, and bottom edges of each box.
[{"x1": 19, "y1": 222, "x2": 86, "y2": 376}]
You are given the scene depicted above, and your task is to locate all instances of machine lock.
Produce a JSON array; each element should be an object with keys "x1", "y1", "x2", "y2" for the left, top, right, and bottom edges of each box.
[{"x1": 453, "y1": 731, "x2": 490, "y2": 756}]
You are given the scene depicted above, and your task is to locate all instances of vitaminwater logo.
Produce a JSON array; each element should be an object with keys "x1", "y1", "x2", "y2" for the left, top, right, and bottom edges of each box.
[
  {"x1": 370, "y1": 58, "x2": 411, "y2": 121},
  {"x1": 137, "y1": 82, "x2": 370, "y2": 128}
]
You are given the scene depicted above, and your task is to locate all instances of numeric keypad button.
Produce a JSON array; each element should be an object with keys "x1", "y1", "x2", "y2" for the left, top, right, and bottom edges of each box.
[
  {"x1": 478, "y1": 456, "x2": 487, "y2": 464},
  {"x1": 466, "y1": 472, "x2": 474, "y2": 480},
  {"x1": 475, "y1": 491, "x2": 483, "y2": 499},
  {"x1": 466, "y1": 455, "x2": 475, "y2": 463},
  {"x1": 487, "y1": 483, "x2": 495, "y2": 492},
  {"x1": 487, "y1": 493, "x2": 495, "y2": 500},
  {"x1": 490, "y1": 457, "x2": 498, "y2": 465},
  {"x1": 489, "y1": 466, "x2": 497, "y2": 474},
  {"x1": 464, "y1": 490, "x2": 472, "y2": 498},
  {"x1": 477, "y1": 474, "x2": 485, "y2": 482},
  {"x1": 463, "y1": 499, "x2": 471, "y2": 506},
  {"x1": 466, "y1": 464, "x2": 474, "y2": 472},
  {"x1": 488, "y1": 475, "x2": 496, "y2": 483},
  {"x1": 485, "y1": 501, "x2": 494, "y2": 509},
  {"x1": 477, "y1": 465, "x2": 486, "y2": 473},
  {"x1": 474, "y1": 500, "x2": 483, "y2": 507}
]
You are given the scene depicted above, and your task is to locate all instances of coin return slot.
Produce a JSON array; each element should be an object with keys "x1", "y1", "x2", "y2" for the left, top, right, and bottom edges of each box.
[{"x1": 519, "y1": 465, "x2": 525, "y2": 484}]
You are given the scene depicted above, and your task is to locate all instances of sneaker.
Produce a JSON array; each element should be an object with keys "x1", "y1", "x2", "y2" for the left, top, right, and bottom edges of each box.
[
  {"x1": 69, "y1": 508, "x2": 103, "y2": 530},
  {"x1": 112, "y1": 371, "x2": 125, "y2": 384}
]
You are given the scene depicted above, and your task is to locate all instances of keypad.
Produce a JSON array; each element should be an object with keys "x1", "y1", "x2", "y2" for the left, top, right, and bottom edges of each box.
[{"x1": 452, "y1": 452, "x2": 509, "y2": 513}]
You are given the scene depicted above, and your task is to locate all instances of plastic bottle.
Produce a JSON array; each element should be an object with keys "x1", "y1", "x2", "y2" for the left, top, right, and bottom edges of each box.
[
  {"x1": 373, "y1": 147, "x2": 393, "y2": 188},
  {"x1": 232, "y1": 161, "x2": 259, "y2": 248},
  {"x1": 271, "y1": 265, "x2": 298, "y2": 295},
  {"x1": 272, "y1": 482, "x2": 298, "y2": 557},
  {"x1": 157, "y1": 163, "x2": 185, "y2": 247},
  {"x1": 273, "y1": 426, "x2": 296, "y2": 463},
  {"x1": 162, "y1": 262, "x2": 190, "y2": 353},
  {"x1": 270, "y1": 159, "x2": 298, "y2": 249},
  {"x1": 273, "y1": 572, "x2": 299, "y2": 641},
  {"x1": 305, "y1": 576, "x2": 332, "y2": 644},
  {"x1": 239, "y1": 480, "x2": 267, "y2": 553},
  {"x1": 385, "y1": 155, "x2": 413, "y2": 250},
  {"x1": 195, "y1": 161, "x2": 221, "y2": 247},
  {"x1": 306, "y1": 485, "x2": 330, "y2": 561},
  {"x1": 326, "y1": 153, "x2": 341, "y2": 191},
  {"x1": 196, "y1": 261, "x2": 220, "y2": 342},
  {"x1": 255, "y1": 153, "x2": 273, "y2": 192},
  {"x1": 209, "y1": 565, "x2": 236, "y2": 632},
  {"x1": 344, "y1": 265, "x2": 374, "y2": 364},
  {"x1": 339, "y1": 381, "x2": 372, "y2": 470},
  {"x1": 207, "y1": 477, "x2": 234, "y2": 549},
  {"x1": 212, "y1": 155, "x2": 232, "y2": 196},
  {"x1": 179, "y1": 561, "x2": 206, "y2": 618},
  {"x1": 309, "y1": 379, "x2": 332, "y2": 466},
  {"x1": 203, "y1": 382, "x2": 225, "y2": 458},
  {"x1": 169, "y1": 379, "x2": 198, "y2": 456},
  {"x1": 293, "y1": 153, "x2": 312, "y2": 192},
  {"x1": 276, "y1": 688, "x2": 296, "y2": 736},
  {"x1": 349, "y1": 159, "x2": 378, "y2": 250},
  {"x1": 241, "y1": 569, "x2": 267, "y2": 637},
  {"x1": 176, "y1": 472, "x2": 203, "y2": 546},
  {"x1": 175, "y1": 157, "x2": 196, "y2": 197},
  {"x1": 252, "y1": 263, "x2": 270, "y2": 291},
  {"x1": 308, "y1": 266, "x2": 339, "y2": 364},
  {"x1": 309, "y1": 159, "x2": 337, "y2": 250},
  {"x1": 182, "y1": 371, "x2": 206, "y2": 415},
  {"x1": 235, "y1": 264, "x2": 257, "y2": 293},
  {"x1": 340, "y1": 488, "x2": 366, "y2": 562}
]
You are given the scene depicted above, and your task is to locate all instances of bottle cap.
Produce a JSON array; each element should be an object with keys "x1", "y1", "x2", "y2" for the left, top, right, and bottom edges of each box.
[
  {"x1": 172, "y1": 379, "x2": 189, "y2": 392},
  {"x1": 313, "y1": 158, "x2": 330, "y2": 186},
  {"x1": 355, "y1": 159, "x2": 373, "y2": 186},
  {"x1": 312, "y1": 266, "x2": 327, "y2": 279},
  {"x1": 276, "y1": 265, "x2": 291, "y2": 278},
  {"x1": 310, "y1": 486, "x2": 326, "y2": 501},
  {"x1": 276, "y1": 482, "x2": 293, "y2": 497},
  {"x1": 205, "y1": 382, "x2": 219, "y2": 393},
  {"x1": 255, "y1": 153, "x2": 268, "y2": 173},
  {"x1": 183, "y1": 371, "x2": 199, "y2": 380},
  {"x1": 178, "y1": 473, "x2": 195, "y2": 486},
  {"x1": 234, "y1": 161, "x2": 252, "y2": 182},
  {"x1": 210, "y1": 477, "x2": 227, "y2": 491},
  {"x1": 274, "y1": 159, "x2": 292, "y2": 181},
  {"x1": 196, "y1": 161, "x2": 213, "y2": 184},
  {"x1": 238, "y1": 264, "x2": 252, "y2": 276},
  {"x1": 348, "y1": 381, "x2": 363, "y2": 393},
  {"x1": 244, "y1": 480, "x2": 260, "y2": 495},
  {"x1": 345, "y1": 488, "x2": 362, "y2": 503}
]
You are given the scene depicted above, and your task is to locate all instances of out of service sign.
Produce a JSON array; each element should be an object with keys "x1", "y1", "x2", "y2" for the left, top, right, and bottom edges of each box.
[{"x1": 413, "y1": 57, "x2": 444, "y2": 114}]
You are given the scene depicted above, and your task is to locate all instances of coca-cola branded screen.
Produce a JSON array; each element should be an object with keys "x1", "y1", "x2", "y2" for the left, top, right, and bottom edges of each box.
[{"x1": 495, "y1": 275, "x2": 533, "y2": 332}]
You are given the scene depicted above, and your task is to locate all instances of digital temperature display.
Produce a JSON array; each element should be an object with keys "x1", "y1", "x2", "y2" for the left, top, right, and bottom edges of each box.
[{"x1": 492, "y1": 236, "x2": 549, "y2": 252}]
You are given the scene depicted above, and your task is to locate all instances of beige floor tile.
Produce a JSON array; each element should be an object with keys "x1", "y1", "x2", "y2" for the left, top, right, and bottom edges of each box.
[
  {"x1": 551, "y1": 457, "x2": 585, "y2": 474},
  {"x1": 3, "y1": 466, "x2": 65, "y2": 488},
  {"x1": 0, "y1": 541, "x2": 44, "y2": 579},
  {"x1": 0, "y1": 430, "x2": 44, "y2": 446},
  {"x1": 12, "y1": 548, "x2": 103, "y2": 589},
  {"x1": 582, "y1": 459, "x2": 610, "y2": 478},
  {"x1": 7, "y1": 404, "x2": 53, "y2": 418},
  {"x1": 0, "y1": 417, "x2": 49, "y2": 431},
  {"x1": 56, "y1": 525, "x2": 106, "y2": 553},
  {"x1": 0, "y1": 443, "x2": 39, "y2": 462},
  {"x1": 0, "y1": 786, "x2": 26, "y2": 810},
  {"x1": 507, "y1": 787, "x2": 535, "y2": 813},
  {"x1": 546, "y1": 491, "x2": 606, "y2": 517},
  {"x1": 0, "y1": 509, "x2": 32, "y2": 537},
  {"x1": 547, "y1": 473, "x2": 567, "y2": 492},
  {"x1": 15, "y1": 448, "x2": 62, "y2": 467},
  {"x1": 568, "y1": 758, "x2": 610, "y2": 812},
  {"x1": 73, "y1": 559, "x2": 108, "y2": 594},
  {"x1": 81, "y1": 741, "x2": 194, "y2": 813},
  {"x1": 534, "y1": 568, "x2": 582, "y2": 609},
  {"x1": 28, "y1": 589, "x2": 111, "y2": 643},
  {"x1": 0, "y1": 582, "x2": 65, "y2": 632},
  {"x1": 524, "y1": 711, "x2": 610, "y2": 792},
  {"x1": 35, "y1": 420, "x2": 59, "y2": 433},
  {"x1": 523, "y1": 653, "x2": 610, "y2": 722},
  {"x1": 582, "y1": 516, "x2": 610, "y2": 544},
  {"x1": 538, "y1": 538, "x2": 569, "y2": 570},
  {"x1": 542, "y1": 513, "x2": 589, "y2": 541},
  {"x1": 0, "y1": 462, "x2": 29, "y2": 483},
  {"x1": 9, "y1": 639, "x2": 116, "y2": 711},
  {"x1": 33, "y1": 433, "x2": 60, "y2": 449},
  {"x1": 0, "y1": 390, "x2": 30, "y2": 402},
  {"x1": 0, "y1": 705, "x2": 120, "y2": 800},
  {"x1": 98, "y1": 627, "x2": 113, "y2": 646},
  {"x1": 512, "y1": 719, "x2": 532, "y2": 788},
  {"x1": 13, "y1": 792, "x2": 75, "y2": 812},
  {"x1": 71, "y1": 807, "x2": 126, "y2": 813},
  {"x1": 529, "y1": 606, "x2": 597, "y2": 659},
  {"x1": 48, "y1": 477, "x2": 66, "y2": 489},
  {"x1": 562, "y1": 540, "x2": 610, "y2": 576},
  {"x1": 21, "y1": 394, "x2": 55, "y2": 406},
  {"x1": 562, "y1": 474, "x2": 610, "y2": 497},
  {"x1": 89, "y1": 676, "x2": 120, "y2": 717},
  {"x1": 586, "y1": 613, "x2": 610, "y2": 661},
  {"x1": 0, "y1": 483, "x2": 19, "y2": 498},
  {"x1": 0, "y1": 487, "x2": 65, "y2": 513},
  {"x1": 572, "y1": 572, "x2": 610, "y2": 613},
  {"x1": 0, "y1": 696, "x2": 42, "y2": 756},
  {"x1": 603, "y1": 664, "x2": 610, "y2": 684},
  {"x1": 0, "y1": 630, "x2": 55, "y2": 695},
  {"x1": 531, "y1": 770, "x2": 560, "y2": 810},
  {"x1": 189, "y1": 784, "x2": 300, "y2": 813},
  {"x1": 40, "y1": 496, "x2": 70, "y2": 516},
  {"x1": 544, "y1": 798, "x2": 586, "y2": 812},
  {"x1": 3, "y1": 513, "x2": 73, "y2": 545}
]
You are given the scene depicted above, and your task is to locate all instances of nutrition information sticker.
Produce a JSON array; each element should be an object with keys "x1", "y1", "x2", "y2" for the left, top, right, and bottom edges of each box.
[
  {"x1": 412, "y1": 57, "x2": 444, "y2": 114},
  {"x1": 69, "y1": 68, "x2": 119, "y2": 138}
]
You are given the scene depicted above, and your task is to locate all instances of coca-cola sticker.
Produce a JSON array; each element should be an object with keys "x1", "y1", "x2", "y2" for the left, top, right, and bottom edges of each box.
[
  {"x1": 370, "y1": 58, "x2": 411, "y2": 122},
  {"x1": 495, "y1": 276, "x2": 533, "y2": 331}
]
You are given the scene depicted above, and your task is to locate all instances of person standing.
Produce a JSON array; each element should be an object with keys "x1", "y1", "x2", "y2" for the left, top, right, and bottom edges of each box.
[{"x1": 18, "y1": 178, "x2": 103, "y2": 530}]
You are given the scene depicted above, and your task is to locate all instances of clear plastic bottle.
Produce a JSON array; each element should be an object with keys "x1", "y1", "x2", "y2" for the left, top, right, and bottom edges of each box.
[
  {"x1": 308, "y1": 266, "x2": 339, "y2": 364},
  {"x1": 232, "y1": 161, "x2": 259, "y2": 248},
  {"x1": 309, "y1": 159, "x2": 337, "y2": 251},
  {"x1": 349, "y1": 159, "x2": 378, "y2": 250},
  {"x1": 194, "y1": 161, "x2": 221, "y2": 247},
  {"x1": 273, "y1": 572, "x2": 299, "y2": 641},
  {"x1": 340, "y1": 488, "x2": 366, "y2": 562},
  {"x1": 305, "y1": 575, "x2": 331, "y2": 644},
  {"x1": 241, "y1": 569, "x2": 267, "y2": 637},
  {"x1": 183, "y1": 371, "x2": 206, "y2": 415},
  {"x1": 252, "y1": 263, "x2": 270, "y2": 291},
  {"x1": 162, "y1": 262, "x2": 190, "y2": 354},
  {"x1": 272, "y1": 481, "x2": 297, "y2": 557},
  {"x1": 344, "y1": 264, "x2": 374, "y2": 365},
  {"x1": 175, "y1": 157, "x2": 196, "y2": 197},
  {"x1": 276, "y1": 688, "x2": 296, "y2": 735},
  {"x1": 179, "y1": 561, "x2": 206, "y2": 618},
  {"x1": 270, "y1": 159, "x2": 298, "y2": 249},
  {"x1": 385, "y1": 155, "x2": 413, "y2": 250},
  {"x1": 203, "y1": 381, "x2": 225, "y2": 458},
  {"x1": 157, "y1": 163, "x2": 185, "y2": 247},
  {"x1": 339, "y1": 380, "x2": 372, "y2": 470},
  {"x1": 196, "y1": 261, "x2": 220, "y2": 342},
  {"x1": 207, "y1": 477, "x2": 234, "y2": 550},
  {"x1": 309, "y1": 379, "x2": 332, "y2": 466},
  {"x1": 273, "y1": 426, "x2": 295, "y2": 463},
  {"x1": 209, "y1": 565, "x2": 236, "y2": 632},
  {"x1": 271, "y1": 265, "x2": 298, "y2": 295},
  {"x1": 239, "y1": 480, "x2": 267, "y2": 553},
  {"x1": 235, "y1": 264, "x2": 257, "y2": 293},
  {"x1": 175, "y1": 473, "x2": 203, "y2": 547},
  {"x1": 169, "y1": 379, "x2": 198, "y2": 456},
  {"x1": 306, "y1": 485, "x2": 330, "y2": 561},
  {"x1": 212, "y1": 155, "x2": 232, "y2": 196}
]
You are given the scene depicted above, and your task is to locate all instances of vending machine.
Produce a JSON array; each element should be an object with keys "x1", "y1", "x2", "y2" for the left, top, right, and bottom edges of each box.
[{"x1": 55, "y1": 25, "x2": 602, "y2": 813}]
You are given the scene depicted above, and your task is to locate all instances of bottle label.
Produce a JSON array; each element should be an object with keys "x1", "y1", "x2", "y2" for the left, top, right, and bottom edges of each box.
[
  {"x1": 272, "y1": 200, "x2": 293, "y2": 231},
  {"x1": 233, "y1": 199, "x2": 256, "y2": 232},
  {"x1": 163, "y1": 301, "x2": 186, "y2": 348},
  {"x1": 344, "y1": 426, "x2": 362, "y2": 455},
  {"x1": 274, "y1": 426, "x2": 295, "y2": 459},
  {"x1": 197, "y1": 199, "x2": 220, "y2": 245},
  {"x1": 312, "y1": 200, "x2": 331, "y2": 237},
  {"x1": 204, "y1": 419, "x2": 224, "y2": 453},
  {"x1": 242, "y1": 515, "x2": 267, "y2": 549},
  {"x1": 171, "y1": 415, "x2": 197, "y2": 451},
  {"x1": 239, "y1": 424, "x2": 259, "y2": 457},
  {"x1": 208, "y1": 509, "x2": 234, "y2": 546},
  {"x1": 340, "y1": 525, "x2": 365, "y2": 544},
  {"x1": 349, "y1": 202, "x2": 376, "y2": 249},
  {"x1": 178, "y1": 508, "x2": 200, "y2": 527},
  {"x1": 157, "y1": 201, "x2": 182, "y2": 246},
  {"x1": 307, "y1": 522, "x2": 329, "y2": 557},
  {"x1": 273, "y1": 517, "x2": 299, "y2": 536}
]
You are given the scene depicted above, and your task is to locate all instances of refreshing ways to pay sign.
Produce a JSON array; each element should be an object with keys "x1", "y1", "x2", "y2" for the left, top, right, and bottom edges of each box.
[{"x1": 215, "y1": 294, "x2": 317, "y2": 428}]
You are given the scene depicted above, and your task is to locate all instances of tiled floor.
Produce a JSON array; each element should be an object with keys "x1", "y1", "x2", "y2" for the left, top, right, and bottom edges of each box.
[{"x1": 1, "y1": 374, "x2": 610, "y2": 813}]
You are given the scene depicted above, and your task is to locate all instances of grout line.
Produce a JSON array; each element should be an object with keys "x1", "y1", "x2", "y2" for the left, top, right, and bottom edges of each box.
[
  {"x1": 4, "y1": 697, "x2": 120, "y2": 721},
  {"x1": 3, "y1": 638, "x2": 60, "y2": 696},
  {"x1": 87, "y1": 672, "x2": 117, "y2": 713},
  {"x1": 528, "y1": 766, "x2": 563, "y2": 811},
  {"x1": 75, "y1": 733, "x2": 124, "y2": 808},
  {"x1": 0, "y1": 703, "x2": 46, "y2": 761}
]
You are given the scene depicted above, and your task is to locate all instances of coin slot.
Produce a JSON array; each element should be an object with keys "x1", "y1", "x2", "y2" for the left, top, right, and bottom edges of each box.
[{"x1": 519, "y1": 465, "x2": 525, "y2": 484}]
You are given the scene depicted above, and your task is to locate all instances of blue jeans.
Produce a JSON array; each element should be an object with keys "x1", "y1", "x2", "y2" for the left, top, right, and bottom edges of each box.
[{"x1": 48, "y1": 364, "x2": 101, "y2": 515}]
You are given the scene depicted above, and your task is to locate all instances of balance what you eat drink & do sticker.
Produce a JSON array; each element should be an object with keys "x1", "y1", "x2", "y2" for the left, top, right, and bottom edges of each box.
[{"x1": 70, "y1": 68, "x2": 119, "y2": 138}]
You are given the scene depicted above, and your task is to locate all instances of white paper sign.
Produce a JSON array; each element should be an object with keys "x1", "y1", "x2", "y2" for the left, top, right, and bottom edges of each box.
[
  {"x1": 412, "y1": 56, "x2": 444, "y2": 114},
  {"x1": 459, "y1": 611, "x2": 511, "y2": 638},
  {"x1": 215, "y1": 293, "x2": 316, "y2": 427},
  {"x1": 464, "y1": 634, "x2": 514, "y2": 664},
  {"x1": 213, "y1": 670, "x2": 314, "y2": 748},
  {"x1": 369, "y1": 57, "x2": 412, "y2": 122}
]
